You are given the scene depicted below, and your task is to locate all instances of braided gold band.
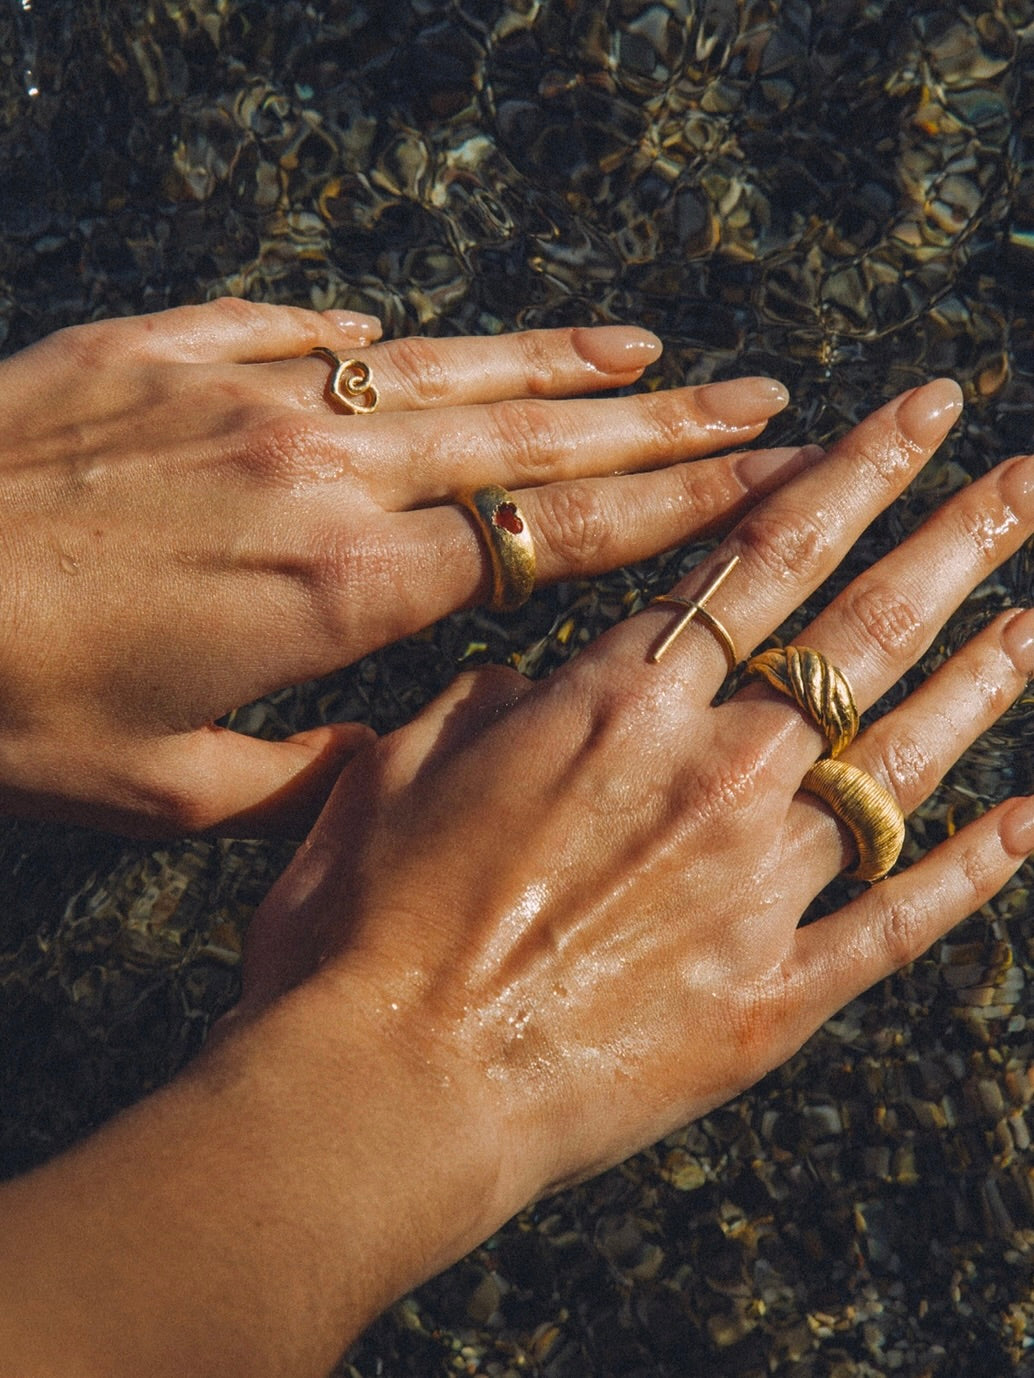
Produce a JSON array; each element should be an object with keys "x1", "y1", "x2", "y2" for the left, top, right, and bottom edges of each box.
[
  {"x1": 458, "y1": 485, "x2": 536, "y2": 612},
  {"x1": 310, "y1": 346, "x2": 379, "y2": 414},
  {"x1": 801, "y1": 758, "x2": 905, "y2": 882},
  {"x1": 746, "y1": 645, "x2": 859, "y2": 758}
]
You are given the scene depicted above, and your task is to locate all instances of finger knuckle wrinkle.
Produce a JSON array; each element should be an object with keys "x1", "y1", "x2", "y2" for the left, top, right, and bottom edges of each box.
[
  {"x1": 489, "y1": 398, "x2": 561, "y2": 475},
  {"x1": 955, "y1": 502, "x2": 1007, "y2": 562},
  {"x1": 206, "y1": 295, "x2": 262, "y2": 332},
  {"x1": 674, "y1": 465, "x2": 735, "y2": 523},
  {"x1": 877, "y1": 895, "x2": 929, "y2": 970},
  {"x1": 385, "y1": 335, "x2": 450, "y2": 405},
  {"x1": 537, "y1": 483, "x2": 608, "y2": 565},
  {"x1": 516, "y1": 329, "x2": 564, "y2": 395},
  {"x1": 880, "y1": 735, "x2": 933, "y2": 798},
  {"x1": 641, "y1": 392, "x2": 698, "y2": 452},
  {"x1": 844, "y1": 582, "x2": 924, "y2": 658},
  {"x1": 738, "y1": 509, "x2": 827, "y2": 582},
  {"x1": 692, "y1": 752, "x2": 765, "y2": 823}
]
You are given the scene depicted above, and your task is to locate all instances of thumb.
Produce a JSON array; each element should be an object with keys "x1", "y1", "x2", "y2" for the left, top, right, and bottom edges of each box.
[{"x1": 171, "y1": 721, "x2": 377, "y2": 838}]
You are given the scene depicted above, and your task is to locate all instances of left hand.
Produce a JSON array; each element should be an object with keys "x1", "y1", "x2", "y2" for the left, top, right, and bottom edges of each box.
[
  {"x1": 236, "y1": 378, "x2": 1034, "y2": 1211},
  {"x1": 0, "y1": 300, "x2": 801, "y2": 835}
]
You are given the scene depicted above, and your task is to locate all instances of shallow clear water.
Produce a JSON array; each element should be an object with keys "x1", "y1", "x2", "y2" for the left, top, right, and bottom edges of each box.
[{"x1": 0, "y1": 3, "x2": 1032, "y2": 1374}]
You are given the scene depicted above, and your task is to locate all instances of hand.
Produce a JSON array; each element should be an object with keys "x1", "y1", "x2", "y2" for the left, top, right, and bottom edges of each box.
[
  {"x1": 240, "y1": 377, "x2": 1033, "y2": 1221},
  {"x1": 0, "y1": 299, "x2": 802, "y2": 835},
  {"x1": 3, "y1": 380, "x2": 1030, "y2": 1378}
]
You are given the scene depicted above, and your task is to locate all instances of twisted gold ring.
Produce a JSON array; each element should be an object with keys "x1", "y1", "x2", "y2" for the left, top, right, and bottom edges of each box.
[
  {"x1": 648, "y1": 556, "x2": 741, "y2": 669},
  {"x1": 310, "y1": 346, "x2": 379, "y2": 414},
  {"x1": 458, "y1": 485, "x2": 536, "y2": 612},
  {"x1": 745, "y1": 645, "x2": 859, "y2": 758},
  {"x1": 800, "y1": 758, "x2": 906, "y2": 882}
]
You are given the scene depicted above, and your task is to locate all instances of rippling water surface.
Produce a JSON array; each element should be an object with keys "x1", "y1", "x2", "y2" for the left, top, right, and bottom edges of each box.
[{"x1": 1, "y1": 3, "x2": 1032, "y2": 1374}]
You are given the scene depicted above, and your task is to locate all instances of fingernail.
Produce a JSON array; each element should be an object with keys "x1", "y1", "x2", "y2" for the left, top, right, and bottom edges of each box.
[
  {"x1": 896, "y1": 378, "x2": 963, "y2": 449},
  {"x1": 325, "y1": 310, "x2": 383, "y2": 342},
  {"x1": 697, "y1": 377, "x2": 790, "y2": 427},
  {"x1": 1000, "y1": 453, "x2": 1034, "y2": 521},
  {"x1": 1001, "y1": 607, "x2": 1034, "y2": 675},
  {"x1": 571, "y1": 325, "x2": 663, "y2": 373},
  {"x1": 1000, "y1": 796, "x2": 1034, "y2": 857},
  {"x1": 735, "y1": 443, "x2": 825, "y2": 488}
]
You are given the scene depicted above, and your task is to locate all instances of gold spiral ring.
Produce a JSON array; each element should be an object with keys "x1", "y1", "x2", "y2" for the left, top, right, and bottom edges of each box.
[
  {"x1": 310, "y1": 346, "x2": 379, "y2": 414},
  {"x1": 745, "y1": 645, "x2": 859, "y2": 758}
]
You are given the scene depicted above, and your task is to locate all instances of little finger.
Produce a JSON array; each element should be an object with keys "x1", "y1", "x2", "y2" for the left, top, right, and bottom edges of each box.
[
  {"x1": 786, "y1": 795, "x2": 1034, "y2": 1043},
  {"x1": 30, "y1": 299, "x2": 383, "y2": 371}
]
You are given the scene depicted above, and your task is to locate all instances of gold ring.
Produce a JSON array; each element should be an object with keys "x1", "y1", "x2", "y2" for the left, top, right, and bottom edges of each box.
[
  {"x1": 648, "y1": 556, "x2": 741, "y2": 668},
  {"x1": 458, "y1": 486, "x2": 536, "y2": 612},
  {"x1": 801, "y1": 758, "x2": 906, "y2": 882},
  {"x1": 745, "y1": 645, "x2": 859, "y2": 757},
  {"x1": 310, "y1": 346, "x2": 379, "y2": 414}
]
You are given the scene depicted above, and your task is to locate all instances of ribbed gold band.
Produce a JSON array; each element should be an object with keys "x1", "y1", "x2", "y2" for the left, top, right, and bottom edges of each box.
[
  {"x1": 746, "y1": 645, "x2": 859, "y2": 758},
  {"x1": 801, "y1": 757, "x2": 905, "y2": 882}
]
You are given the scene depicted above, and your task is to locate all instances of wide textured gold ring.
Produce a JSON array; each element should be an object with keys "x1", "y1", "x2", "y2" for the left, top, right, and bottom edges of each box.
[
  {"x1": 310, "y1": 346, "x2": 379, "y2": 414},
  {"x1": 745, "y1": 645, "x2": 859, "y2": 758},
  {"x1": 801, "y1": 758, "x2": 906, "y2": 882},
  {"x1": 458, "y1": 485, "x2": 536, "y2": 612}
]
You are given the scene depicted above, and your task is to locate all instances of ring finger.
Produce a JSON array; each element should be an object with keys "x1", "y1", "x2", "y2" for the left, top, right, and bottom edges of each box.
[{"x1": 785, "y1": 606, "x2": 1034, "y2": 883}]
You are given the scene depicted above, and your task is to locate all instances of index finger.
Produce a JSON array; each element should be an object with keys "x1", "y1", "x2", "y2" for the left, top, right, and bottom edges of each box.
[{"x1": 611, "y1": 379, "x2": 965, "y2": 698}]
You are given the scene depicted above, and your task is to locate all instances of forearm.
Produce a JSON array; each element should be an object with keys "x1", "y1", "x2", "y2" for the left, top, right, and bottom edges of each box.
[{"x1": 0, "y1": 976, "x2": 506, "y2": 1378}]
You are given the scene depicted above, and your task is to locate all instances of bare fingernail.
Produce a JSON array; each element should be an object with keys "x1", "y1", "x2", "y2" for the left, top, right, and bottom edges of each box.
[
  {"x1": 572, "y1": 325, "x2": 662, "y2": 373},
  {"x1": 896, "y1": 378, "x2": 963, "y2": 449},
  {"x1": 1000, "y1": 453, "x2": 1034, "y2": 521},
  {"x1": 697, "y1": 377, "x2": 790, "y2": 427},
  {"x1": 735, "y1": 443, "x2": 825, "y2": 488},
  {"x1": 325, "y1": 310, "x2": 383, "y2": 343},
  {"x1": 1001, "y1": 607, "x2": 1034, "y2": 675},
  {"x1": 1000, "y1": 796, "x2": 1034, "y2": 857}
]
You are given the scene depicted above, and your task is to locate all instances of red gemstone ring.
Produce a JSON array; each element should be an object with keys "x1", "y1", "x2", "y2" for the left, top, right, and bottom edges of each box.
[{"x1": 457, "y1": 485, "x2": 537, "y2": 612}]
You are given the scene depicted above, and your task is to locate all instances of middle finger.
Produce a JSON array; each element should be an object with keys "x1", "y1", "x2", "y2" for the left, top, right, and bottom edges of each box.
[{"x1": 606, "y1": 379, "x2": 967, "y2": 698}]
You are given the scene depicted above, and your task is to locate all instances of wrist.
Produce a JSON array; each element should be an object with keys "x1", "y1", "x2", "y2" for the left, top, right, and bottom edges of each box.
[{"x1": 0, "y1": 966, "x2": 516, "y2": 1378}]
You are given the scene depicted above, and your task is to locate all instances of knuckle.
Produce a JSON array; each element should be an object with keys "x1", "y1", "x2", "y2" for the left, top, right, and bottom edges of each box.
[
  {"x1": 382, "y1": 335, "x2": 450, "y2": 405},
  {"x1": 514, "y1": 329, "x2": 563, "y2": 395},
  {"x1": 684, "y1": 744, "x2": 771, "y2": 828},
  {"x1": 955, "y1": 494, "x2": 1009, "y2": 562},
  {"x1": 736, "y1": 507, "x2": 829, "y2": 584},
  {"x1": 639, "y1": 390, "x2": 701, "y2": 452},
  {"x1": 535, "y1": 482, "x2": 610, "y2": 567},
  {"x1": 234, "y1": 414, "x2": 328, "y2": 486},
  {"x1": 487, "y1": 398, "x2": 563, "y2": 476},
  {"x1": 875, "y1": 733, "x2": 934, "y2": 802},
  {"x1": 841, "y1": 581, "x2": 925, "y2": 659},
  {"x1": 875, "y1": 894, "x2": 931, "y2": 970},
  {"x1": 672, "y1": 463, "x2": 739, "y2": 525}
]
